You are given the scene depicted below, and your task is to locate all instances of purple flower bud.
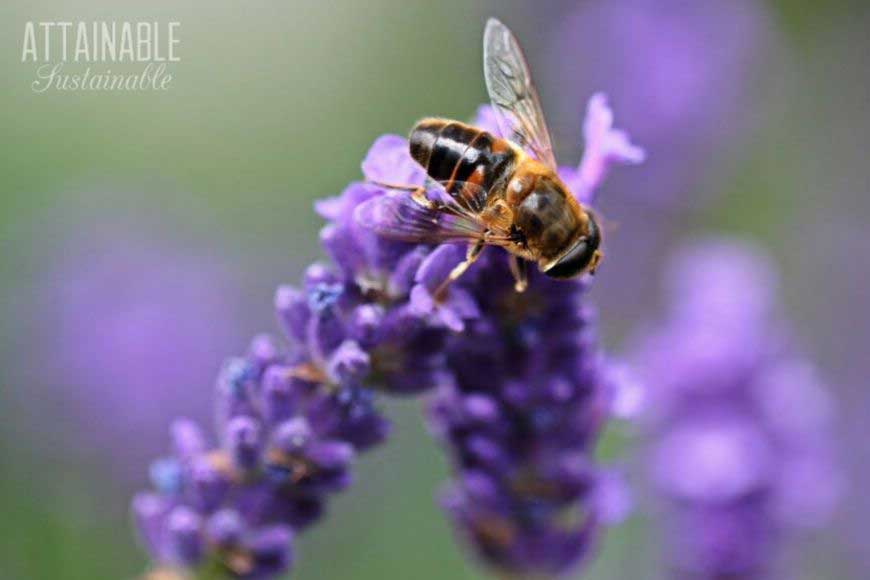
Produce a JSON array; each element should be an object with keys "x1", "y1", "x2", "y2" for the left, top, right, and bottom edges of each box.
[
  {"x1": 326, "y1": 340, "x2": 371, "y2": 383},
  {"x1": 165, "y1": 506, "x2": 204, "y2": 565},
  {"x1": 361, "y1": 134, "x2": 426, "y2": 185},
  {"x1": 271, "y1": 417, "x2": 313, "y2": 453},
  {"x1": 187, "y1": 456, "x2": 229, "y2": 512},
  {"x1": 275, "y1": 285, "x2": 309, "y2": 343},
  {"x1": 463, "y1": 394, "x2": 501, "y2": 425},
  {"x1": 226, "y1": 416, "x2": 263, "y2": 471},
  {"x1": 308, "y1": 387, "x2": 390, "y2": 451},
  {"x1": 205, "y1": 508, "x2": 245, "y2": 547},
  {"x1": 247, "y1": 333, "x2": 280, "y2": 376},
  {"x1": 348, "y1": 304, "x2": 385, "y2": 347},
  {"x1": 414, "y1": 244, "x2": 465, "y2": 292},
  {"x1": 260, "y1": 365, "x2": 301, "y2": 424},
  {"x1": 217, "y1": 357, "x2": 253, "y2": 399},
  {"x1": 318, "y1": 185, "x2": 384, "y2": 278},
  {"x1": 388, "y1": 245, "x2": 429, "y2": 297},
  {"x1": 554, "y1": 452, "x2": 596, "y2": 499},
  {"x1": 464, "y1": 435, "x2": 511, "y2": 471},
  {"x1": 472, "y1": 104, "x2": 502, "y2": 136},
  {"x1": 307, "y1": 440, "x2": 354, "y2": 469},
  {"x1": 594, "y1": 469, "x2": 632, "y2": 525},
  {"x1": 652, "y1": 416, "x2": 773, "y2": 502},
  {"x1": 245, "y1": 525, "x2": 294, "y2": 578},
  {"x1": 410, "y1": 284, "x2": 479, "y2": 332},
  {"x1": 305, "y1": 303, "x2": 346, "y2": 363},
  {"x1": 170, "y1": 419, "x2": 207, "y2": 463},
  {"x1": 303, "y1": 262, "x2": 340, "y2": 289},
  {"x1": 267, "y1": 418, "x2": 353, "y2": 495},
  {"x1": 132, "y1": 493, "x2": 172, "y2": 559}
]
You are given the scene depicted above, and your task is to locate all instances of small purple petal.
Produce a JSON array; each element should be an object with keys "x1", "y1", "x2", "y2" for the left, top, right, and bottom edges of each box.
[
  {"x1": 361, "y1": 134, "x2": 425, "y2": 185},
  {"x1": 132, "y1": 493, "x2": 171, "y2": 559},
  {"x1": 275, "y1": 285, "x2": 310, "y2": 343},
  {"x1": 414, "y1": 244, "x2": 465, "y2": 293},
  {"x1": 165, "y1": 506, "x2": 204, "y2": 565},
  {"x1": 205, "y1": 509, "x2": 245, "y2": 547},
  {"x1": 247, "y1": 334, "x2": 279, "y2": 371},
  {"x1": 594, "y1": 469, "x2": 632, "y2": 525},
  {"x1": 271, "y1": 417, "x2": 313, "y2": 453},
  {"x1": 245, "y1": 525, "x2": 294, "y2": 578},
  {"x1": 188, "y1": 456, "x2": 229, "y2": 512},
  {"x1": 326, "y1": 340, "x2": 371, "y2": 383},
  {"x1": 348, "y1": 304, "x2": 385, "y2": 347},
  {"x1": 472, "y1": 105, "x2": 504, "y2": 138},
  {"x1": 566, "y1": 93, "x2": 645, "y2": 204},
  {"x1": 604, "y1": 363, "x2": 645, "y2": 420},
  {"x1": 225, "y1": 416, "x2": 263, "y2": 471},
  {"x1": 389, "y1": 246, "x2": 429, "y2": 297},
  {"x1": 306, "y1": 441, "x2": 355, "y2": 471},
  {"x1": 261, "y1": 365, "x2": 300, "y2": 425},
  {"x1": 170, "y1": 419, "x2": 207, "y2": 463}
]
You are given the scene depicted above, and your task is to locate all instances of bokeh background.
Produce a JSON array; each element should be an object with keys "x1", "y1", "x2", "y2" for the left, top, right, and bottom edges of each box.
[{"x1": 0, "y1": 0, "x2": 867, "y2": 578}]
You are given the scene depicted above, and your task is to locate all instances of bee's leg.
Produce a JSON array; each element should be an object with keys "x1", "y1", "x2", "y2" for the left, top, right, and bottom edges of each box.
[
  {"x1": 366, "y1": 180, "x2": 421, "y2": 192},
  {"x1": 433, "y1": 241, "x2": 486, "y2": 301},
  {"x1": 365, "y1": 180, "x2": 439, "y2": 211},
  {"x1": 410, "y1": 187, "x2": 437, "y2": 209},
  {"x1": 367, "y1": 179, "x2": 465, "y2": 219},
  {"x1": 509, "y1": 255, "x2": 528, "y2": 293}
]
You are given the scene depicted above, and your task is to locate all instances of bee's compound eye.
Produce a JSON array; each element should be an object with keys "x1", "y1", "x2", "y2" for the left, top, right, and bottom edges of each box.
[
  {"x1": 545, "y1": 239, "x2": 591, "y2": 279},
  {"x1": 544, "y1": 215, "x2": 602, "y2": 279}
]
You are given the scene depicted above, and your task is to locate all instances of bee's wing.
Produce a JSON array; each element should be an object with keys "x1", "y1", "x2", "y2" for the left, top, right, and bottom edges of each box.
[
  {"x1": 483, "y1": 18, "x2": 558, "y2": 170},
  {"x1": 355, "y1": 181, "x2": 513, "y2": 246}
]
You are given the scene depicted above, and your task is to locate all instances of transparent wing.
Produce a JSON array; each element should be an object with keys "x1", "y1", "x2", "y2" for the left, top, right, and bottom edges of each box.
[
  {"x1": 354, "y1": 181, "x2": 513, "y2": 246},
  {"x1": 355, "y1": 191, "x2": 484, "y2": 244},
  {"x1": 437, "y1": 177, "x2": 488, "y2": 215},
  {"x1": 483, "y1": 18, "x2": 557, "y2": 169}
]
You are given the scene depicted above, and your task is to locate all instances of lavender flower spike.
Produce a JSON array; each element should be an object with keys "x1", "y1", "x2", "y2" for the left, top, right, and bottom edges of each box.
[
  {"x1": 631, "y1": 239, "x2": 843, "y2": 579},
  {"x1": 133, "y1": 94, "x2": 641, "y2": 578},
  {"x1": 132, "y1": 135, "x2": 453, "y2": 578},
  {"x1": 421, "y1": 102, "x2": 642, "y2": 576}
]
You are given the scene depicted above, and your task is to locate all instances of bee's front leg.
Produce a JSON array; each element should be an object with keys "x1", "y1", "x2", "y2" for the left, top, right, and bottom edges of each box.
[
  {"x1": 433, "y1": 241, "x2": 485, "y2": 301},
  {"x1": 508, "y1": 254, "x2": 528, "y2": 293}
]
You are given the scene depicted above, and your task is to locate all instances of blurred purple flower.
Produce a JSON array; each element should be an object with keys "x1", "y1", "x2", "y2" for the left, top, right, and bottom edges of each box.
[
  {"x1": 532, "y1": 0, "x2": 781, "y2": 346},
  {"x1": 631, "y1": 239, "x2": 842, "y2": 579},
  {"x1": 134, "y1": 94, "x2": 642, "y2": 578},
  {"x1": 11, "y1": 208, "x2": 247, "y2": 480},
  {"x1": 546, "y1": 0, "x2": 774, "y2": 206}
]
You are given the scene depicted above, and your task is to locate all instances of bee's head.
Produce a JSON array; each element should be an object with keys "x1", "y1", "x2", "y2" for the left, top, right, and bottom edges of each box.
[{"x1": 543, "y1": 211, "x2": 603, "y2": 279}]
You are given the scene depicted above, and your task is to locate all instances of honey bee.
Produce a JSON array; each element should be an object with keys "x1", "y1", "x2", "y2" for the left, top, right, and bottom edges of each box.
[{"x1": 356, "y1": 18, "x2": 602, "y2": 294}]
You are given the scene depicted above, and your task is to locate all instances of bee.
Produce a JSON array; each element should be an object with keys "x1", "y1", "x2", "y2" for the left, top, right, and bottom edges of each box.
[{"x1": 356, "y1": 18, "x2": 602, "y2": 294}]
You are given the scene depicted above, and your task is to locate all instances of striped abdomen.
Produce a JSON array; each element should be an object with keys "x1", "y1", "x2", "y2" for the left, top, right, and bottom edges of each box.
[{"x1": 409, "y1": 118, "x2": 516, "y2": 192}]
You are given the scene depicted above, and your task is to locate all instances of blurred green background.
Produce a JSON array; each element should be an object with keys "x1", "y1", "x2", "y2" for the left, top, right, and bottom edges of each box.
[{"x1": 0, "y1": 0, "x2": 867, "y2": 578}]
